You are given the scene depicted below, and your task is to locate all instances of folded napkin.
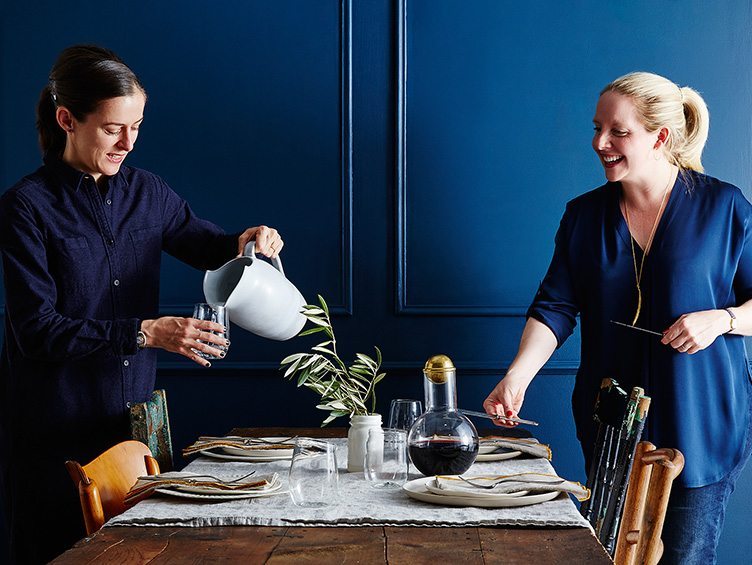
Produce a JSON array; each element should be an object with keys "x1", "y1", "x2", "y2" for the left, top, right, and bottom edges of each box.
[
  {"x1": 480, "y1": 436, "x2": 552, "y2": 460},
  {"x1": 434, "y1": 473, "x2": 590, "y2": 502},
  {"x1": 183, "y1": 437, "x2": 293, "y2": 456},
  {"x1": 124, "y1": 472, "x2": 277, "y2": 505}
]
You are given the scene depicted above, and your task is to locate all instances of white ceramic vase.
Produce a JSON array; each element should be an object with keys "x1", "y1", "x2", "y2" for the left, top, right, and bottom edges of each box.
[{"x1": 347, "y1": 414, "x2": 382, "y2": 472}]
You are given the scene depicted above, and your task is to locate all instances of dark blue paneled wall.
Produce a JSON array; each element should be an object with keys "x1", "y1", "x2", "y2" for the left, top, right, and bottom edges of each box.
[{"x1": 1, "y1": 1, "x2": 750, "y2": 562}]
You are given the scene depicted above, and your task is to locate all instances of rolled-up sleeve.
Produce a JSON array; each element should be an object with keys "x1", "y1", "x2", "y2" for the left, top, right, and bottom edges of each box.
[{"x1": 526, "y1": 203, "x2": 580, "y2": 347}]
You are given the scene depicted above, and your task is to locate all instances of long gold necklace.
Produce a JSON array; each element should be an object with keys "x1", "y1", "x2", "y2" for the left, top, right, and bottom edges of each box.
[{"x1": 623, "y1": 171, "x2": 674, "y2": 325}]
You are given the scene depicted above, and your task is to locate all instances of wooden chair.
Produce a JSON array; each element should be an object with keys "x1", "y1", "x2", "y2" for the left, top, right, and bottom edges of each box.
[
  {"x1": 129, "y1": 389, "x2": 174, "y2": 471},
  {"x1": 66, "y1": 440, "x2": 160, "y2": 535},
  {"x1": 580, "y1": 378, "x2": 651, "y2": 555},
  {"x1": 614, "y1": 442, "x2": 685, "y2": 565}
]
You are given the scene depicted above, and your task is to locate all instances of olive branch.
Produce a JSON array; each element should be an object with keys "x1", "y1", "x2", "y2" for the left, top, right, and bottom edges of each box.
[{"x1": 279, "y1": 295, "x2": 386, "y2": 426}]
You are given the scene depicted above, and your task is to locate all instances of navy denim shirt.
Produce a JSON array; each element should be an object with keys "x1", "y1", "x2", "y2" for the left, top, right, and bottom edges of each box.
[
  {"x1": 528, "y1": 171, "x2": 752, "y2": 487},
  {"x1": 0, "y1": 156, "x2": 237, "y2": 462}
]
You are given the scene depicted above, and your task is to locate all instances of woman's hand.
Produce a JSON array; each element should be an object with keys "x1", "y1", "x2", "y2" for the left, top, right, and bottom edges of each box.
[
  {"x1": 661, "y1": 309, "x2": 730, "y2": 354},
  {"x1": 237, "y1": 225, "x2": 284, "y2": 258},
  {"x1": 140, "y1": 317, "x2": 229, "y2": 367},
  {"x1": 483, "y1": 374, "x2": 529, "y2": 428}
]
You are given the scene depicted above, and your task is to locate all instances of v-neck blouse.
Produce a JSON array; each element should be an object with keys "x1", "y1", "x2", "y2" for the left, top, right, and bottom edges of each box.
[{"x1": 528, "y1": 170, "x2": 752, "y2": 487}]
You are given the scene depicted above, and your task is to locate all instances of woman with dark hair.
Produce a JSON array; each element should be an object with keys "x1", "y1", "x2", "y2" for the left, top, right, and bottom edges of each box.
[
  {"x1": 483, "y1": 72, "x2": 752, "y2": 563},
  {"x1": 0, "y1": 45, "x2": 284, "y2": 562}
]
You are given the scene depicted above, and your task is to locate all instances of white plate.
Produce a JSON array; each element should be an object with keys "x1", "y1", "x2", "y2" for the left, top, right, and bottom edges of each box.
[
  {"x1": 475, "y1": 450, "x2": 522, "y2": 462},
  {"x1": 199, "y1": 449, "x2": 293, "y2": 462},
  {"x1": 155, "y1": 488, "x2": 287, "y2": 501},
  {"x1": 402, "y1": 477, "x2": 560, "y2": 508}
]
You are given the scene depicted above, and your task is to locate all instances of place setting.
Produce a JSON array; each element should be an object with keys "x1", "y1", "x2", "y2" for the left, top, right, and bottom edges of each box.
[
  {"x1": 124, "y1": 471, "x2": 285, "y2": 503},
  {"x1": 402, "y1": 472, "x2": 589, "y2": 509},
  {"x1": 182, "y1": 436, "x2": 296, "y2": 462},
  {"x1": 476, "y1": 435, "x2": 552, "y2": 462}
]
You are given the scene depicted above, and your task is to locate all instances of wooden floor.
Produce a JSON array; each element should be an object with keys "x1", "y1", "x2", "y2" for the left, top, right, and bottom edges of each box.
[{"x1": 54, "y1": 525, "x2": 612, "y2": 564}]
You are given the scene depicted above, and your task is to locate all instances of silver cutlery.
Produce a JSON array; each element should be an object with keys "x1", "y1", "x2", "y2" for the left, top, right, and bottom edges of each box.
[
  {"x1": 609, "y1": 320, "x2": 664, "y2": 337},
  {"x1": 140, "y1": 471, "x2": 257, "y2": 484},
  {"x1": 457, "y1": 475, "x2": 565, "y2": 489},
  {"x1": 459, "y1": 409, "x2": 539, "y2": 427},
  {"x1": 197, "y1": 436, "x2": 296, "y2": 445}
]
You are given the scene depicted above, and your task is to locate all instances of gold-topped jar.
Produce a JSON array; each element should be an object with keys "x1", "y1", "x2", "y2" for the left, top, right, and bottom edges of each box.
[
  {"x1": 423, "y1": 354, "x2": 455, "y2": 384},
  {"x1": 407, "y1": 354, "x2": 478, "y2": 476}
]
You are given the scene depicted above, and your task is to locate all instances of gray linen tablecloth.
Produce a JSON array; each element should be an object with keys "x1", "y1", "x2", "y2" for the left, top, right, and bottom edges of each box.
[{"x1": 108, "y1": 439, "x2": 591, "y2": 529}]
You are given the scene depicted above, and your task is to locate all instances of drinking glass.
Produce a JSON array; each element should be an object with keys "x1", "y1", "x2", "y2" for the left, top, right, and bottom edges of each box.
[
  {"x1": 192, "y1": 303, "x2": 229, "y2": 360},
  {"x1": 364, "y1": 428, "x2": 408, "y2": 488},
  {"x1": 388, "y1": 399, "x2": 423, "y2": 431},
  {"x1": 288, "y1": 438, "x2": 339, "y2": 507}
]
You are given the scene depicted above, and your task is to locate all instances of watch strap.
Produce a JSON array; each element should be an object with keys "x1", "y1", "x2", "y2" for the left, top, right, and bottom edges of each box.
[{"x1": 724, "y1": 308, "x2": 737, "y2": 333}]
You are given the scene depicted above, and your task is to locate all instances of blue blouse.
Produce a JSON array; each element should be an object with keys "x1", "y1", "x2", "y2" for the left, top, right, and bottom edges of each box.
[{"x1": 529, "y1": 170, "x2": 752, "y2": 487}]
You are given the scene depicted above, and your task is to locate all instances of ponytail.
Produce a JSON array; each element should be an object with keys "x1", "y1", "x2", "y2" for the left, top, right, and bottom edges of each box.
[
  {"x1": 36, "y1": 85, "x2": 66, "y2": 156},
  {"x1": 675, "y1": 86, "x2": 709, "y2": 173}
]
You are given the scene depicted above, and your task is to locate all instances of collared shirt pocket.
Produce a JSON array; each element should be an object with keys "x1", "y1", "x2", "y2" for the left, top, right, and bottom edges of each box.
[
  {"x1": 48, "y1": 236, "x2": 94, "y2": 290},
  {"x1": 129, "y1": 225, "x2": 163, "y2": 284}
]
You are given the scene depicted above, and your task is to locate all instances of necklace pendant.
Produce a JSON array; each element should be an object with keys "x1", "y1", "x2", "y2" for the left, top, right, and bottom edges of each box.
[{"x1": 631, "y1": 288, "x2": 642, "y2": 326}]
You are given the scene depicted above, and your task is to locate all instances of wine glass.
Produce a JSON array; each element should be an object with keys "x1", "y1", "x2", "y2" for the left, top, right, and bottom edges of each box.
[
  {"x1": 192, "y1": 303, "x2": 229, "y2": 360},
  {"x1": 388, "y1": 399, "x2": 423, "y2": 431}
]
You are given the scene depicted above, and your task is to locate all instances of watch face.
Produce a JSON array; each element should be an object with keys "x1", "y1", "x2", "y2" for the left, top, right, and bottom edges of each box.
[{"x1": 137, "y1": 331, "x2": 146, "y2": 348}]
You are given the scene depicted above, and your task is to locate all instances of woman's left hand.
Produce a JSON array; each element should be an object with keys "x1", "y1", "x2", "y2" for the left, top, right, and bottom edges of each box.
[
  {"x1": 661, "y1": 309, "x2": 730, "y2": 354},
  {"x1": 237, "y1": 225, "x2": 284, "y2": 258}
]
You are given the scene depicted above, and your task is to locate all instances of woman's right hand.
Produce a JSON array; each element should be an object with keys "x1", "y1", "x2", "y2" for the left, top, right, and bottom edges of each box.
[
  {"x1": 140, "y1": 317, "x2": 229, "y2": 367},
  {"x1": 483, "y1": 374, "x2": 529, "y2": 428}
]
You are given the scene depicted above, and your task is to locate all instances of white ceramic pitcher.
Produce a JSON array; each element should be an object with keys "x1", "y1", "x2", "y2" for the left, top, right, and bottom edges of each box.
[{"x1": 203, "y1": 241, "x2": 306, "y2": 340}]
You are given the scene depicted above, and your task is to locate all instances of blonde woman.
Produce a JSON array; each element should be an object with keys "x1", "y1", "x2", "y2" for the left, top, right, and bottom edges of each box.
[{"x1": 484, "y1": 72, "x2": 752, "y2": 563}]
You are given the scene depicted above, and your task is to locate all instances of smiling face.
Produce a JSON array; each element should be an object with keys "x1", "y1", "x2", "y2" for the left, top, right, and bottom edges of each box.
[
  {"x1": 592, "y1": 90, "x2": 665, "y2": 186},
  {"x1": 59, "y1": 91, "x2": 146, "y2": 182}
]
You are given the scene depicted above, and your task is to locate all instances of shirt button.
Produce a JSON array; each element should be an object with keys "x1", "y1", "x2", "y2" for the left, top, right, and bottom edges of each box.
[
  {"x1": 106, "y1": 199, "x2": 112, "y2": 205},
  {"x1": 123, "y1": 360, "x2": 130, "y2": 366},
  {"x1": 108, "y1": 239, "x2": 115, "y2": 245},
  {"x1": 126, "y1": 401, "x2": 131, "y2": 408},
  {"x1": 113, "y1": 279, "x2": 120, "y2": 286}
]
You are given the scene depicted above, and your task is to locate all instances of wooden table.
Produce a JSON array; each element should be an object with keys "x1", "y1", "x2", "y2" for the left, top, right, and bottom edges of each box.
[{"x1": 54, "y1": 428, "x2": 612, "y2": 564}]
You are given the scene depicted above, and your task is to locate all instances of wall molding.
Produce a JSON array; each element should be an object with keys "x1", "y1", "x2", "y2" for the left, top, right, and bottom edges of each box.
[
  {"x1": 157, "y1": 359, "x2": 579, "y2": 376},
  {"x1": 160, "y1": 0, "x2": 353, "y2": 317},
  {"x1": 394, "y1": 0, "x2": 527, "y2": 317}
]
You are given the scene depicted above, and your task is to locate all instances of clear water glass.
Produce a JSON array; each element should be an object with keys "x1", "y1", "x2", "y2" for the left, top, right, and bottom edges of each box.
[
  {"x1": 364, "y1": 428, "x2": 408, "y2": 488},
  {"x1": 288, "y1": 438, "x2": 339, "y2": 507},
  {"x1": 388, "y1": 399, "x2": 423, "y2": 431},
  {"x1": 192, "y1": 303, "x2": 228, "y2": 360}
]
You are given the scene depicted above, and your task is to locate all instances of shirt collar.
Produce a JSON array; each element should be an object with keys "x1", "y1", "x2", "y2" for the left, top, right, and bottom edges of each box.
[{"x1": 43, "y1": 153, "x2": 128, "y2": 193}]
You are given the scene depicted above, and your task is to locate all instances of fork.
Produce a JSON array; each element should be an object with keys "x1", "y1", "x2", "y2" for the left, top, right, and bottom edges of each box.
[
  {"x1": 457, "y1": 475, "x2": 565, "y2": 489},
  {"x1": 142, "y1": 470, "x2": 257, "y2": 484},
  {"x1": 198, "y1": 435, "x2": 296, "y2": 446}
]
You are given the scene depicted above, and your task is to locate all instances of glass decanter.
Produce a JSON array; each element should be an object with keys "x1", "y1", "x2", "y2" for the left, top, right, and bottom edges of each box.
[{"x1": 407, "y1": 354, "x2": 479, "y2": 475}]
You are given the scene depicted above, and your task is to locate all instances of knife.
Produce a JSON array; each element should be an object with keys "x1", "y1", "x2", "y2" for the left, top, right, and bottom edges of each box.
[
  {"x1": 609, "y1": 320, "x2": 664, "y2": 337},
  {"x1": 459, "y1": 409, "x2": 539, "y2": 427}
]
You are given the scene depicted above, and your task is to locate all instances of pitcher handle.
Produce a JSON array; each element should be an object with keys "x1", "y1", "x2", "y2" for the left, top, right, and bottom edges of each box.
[{"x1": 243, "y1": 240, "x2": 286, "y2": 277}]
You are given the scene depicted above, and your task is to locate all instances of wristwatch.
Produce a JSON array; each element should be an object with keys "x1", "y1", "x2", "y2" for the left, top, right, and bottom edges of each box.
[
  {"x1": 136, "y1": 330, "x2": 147, "y2": 349},
  {"x1": 724, "y1": 308, "x2": 737, "y2": 333}
]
